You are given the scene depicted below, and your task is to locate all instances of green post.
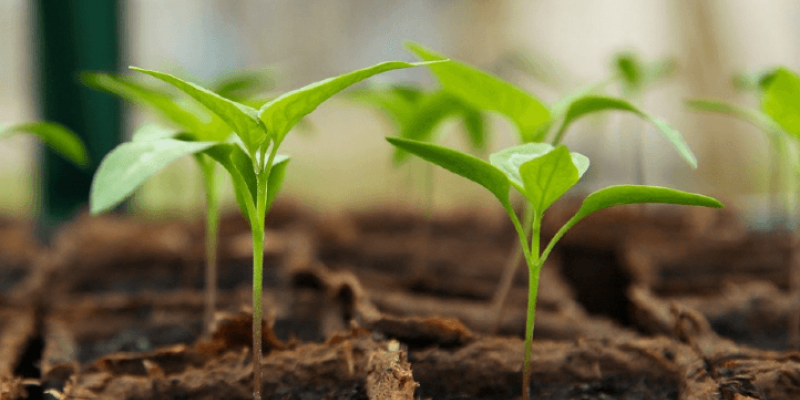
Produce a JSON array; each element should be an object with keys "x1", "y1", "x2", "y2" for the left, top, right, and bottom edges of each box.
[{"x1": 35, "y1": 0, "x2": 121, "y2": 230}]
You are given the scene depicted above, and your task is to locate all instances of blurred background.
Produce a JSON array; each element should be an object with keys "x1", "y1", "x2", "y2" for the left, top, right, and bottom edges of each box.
[{"x1": 1, "y1": 0, "x2": 799, "y2": 223}]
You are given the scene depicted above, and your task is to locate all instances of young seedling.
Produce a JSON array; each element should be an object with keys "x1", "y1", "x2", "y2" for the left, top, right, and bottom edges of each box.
[
  {"x1": 90, "y1": 60, "x2": 436, "y2": 400},
  {"x1": 687, "y1": 67, "x2": 798, "y2": 227},
  {"x1": 85, "y1": 70, "x2": 273, "y2": 335},
  {"x1": 387, "y1": 137, "x2": 722, "y2": 400},
  {"x1": 350, "y1": 83, "x2": 487, "y2": 277},
  {"x1": 404, "y1": 42, "x2": 698, "y2": 331}
]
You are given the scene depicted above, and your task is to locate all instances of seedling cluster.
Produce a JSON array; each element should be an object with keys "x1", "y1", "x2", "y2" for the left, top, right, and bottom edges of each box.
[{"x1": 8, "y1": 43, "x2": 739, "y2": 400}]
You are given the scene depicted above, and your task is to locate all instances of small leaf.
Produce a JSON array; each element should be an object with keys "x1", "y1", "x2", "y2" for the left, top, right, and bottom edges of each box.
[
  {"x1": 90, "y1": 139, "x2": 218, "y2": 214},
  {"x1": 386, "y1": 137, "x2": 511, "y2": 208},
  {"x1": 1, "y1": 122, "x2": 88, "y2": 167},
  {"x1": 406, "y1": 42, "x2": 551, "y2": 143},
  {"x1": 130, "y1": 67, "x2": 265, "y2": 154},
  {"x1": 552, "y1": 95, "x2": 697, "y2": 168},
  {"x1": 202, "y1": 143, "x2": 257, "y2": 220},
  {"x1": 614, "y1": 52, "x2": 643, "y2": 92},
  {"x1": 489, "y1": 143, "x2": 556, "y2": 193},
  {"x1": 519, "y1": 145, "x2": 588, "y2": 214},
  {"x1": 266, "y1": 155, "x2": 290, "y2": 210},
  {"x1": 763, "y1": 68, "x2": 800, "y2": 140},
  {"x1": 260, "y1": 60, "x2": 438, "y2": 146},
  {"x1": 571, "y1": 185, "x2": 723, "y2": 225}
]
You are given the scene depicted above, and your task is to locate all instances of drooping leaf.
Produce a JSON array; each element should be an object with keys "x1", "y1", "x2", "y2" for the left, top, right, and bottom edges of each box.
[
  {"x1": 266, "y1": 155, "x2": 290, "y2": 211},
  {"x1": 519, "y1": 145, "x2": 588, "y2": 214},
  {"x1": 489, "y1": 143, "x2": 556, "y2": 193},
  {"x1": 685, "y1": 99, "x2": 781, "y2": 134},
  {"x1": 130, "y1": 67, "x2": 265, "y2": 154},
  {"x1": 90, "y1": 139, "x2": 218, "y2": 214},
  {"x1": 82, "y1": 72, "x2": 207, "y2": 134},
  {"x1": 1, "y1": 122, "x2": 88, "y2": 167},
  {"x1": 763, "y1": 68, "x2": 800, "y2": 140},
  {"x1": 406, "y1": 42, "x2": 551, "y2": 143},
  {"x1": 569, "y1": 185, "x2": 723, "y2": 228},
  {"x1": 259, "y1": 60, "x2": 438, "y2": 146},
  {"x1": 386, "y1": 137, "x2": 511, "y2": 208},
  {"x1": 551, "y1": 95, "x2": 697, "y2": 168}
]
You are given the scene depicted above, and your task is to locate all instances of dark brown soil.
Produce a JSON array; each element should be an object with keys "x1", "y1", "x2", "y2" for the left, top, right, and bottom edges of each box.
[{"x1": 3, "y1": 198, "x2": 800, "y2": 399}]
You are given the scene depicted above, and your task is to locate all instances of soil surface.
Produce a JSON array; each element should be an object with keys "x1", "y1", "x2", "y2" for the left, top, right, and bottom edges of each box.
[{"x1": 1, "y1": 199, "x2": 800, "y2": 399}]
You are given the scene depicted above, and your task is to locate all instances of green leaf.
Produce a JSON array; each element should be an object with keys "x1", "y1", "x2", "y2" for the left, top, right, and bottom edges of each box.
[
  {"x1": 490, "y1": 143, "x2": 590, "y2": 195},
  {"x1": 614, "y1": 52, "x2": 643, "y2": 92},
  {"x1": 259, "y1": 60, "x2": 437, "y2": 146},
  {"x1": 130, "y1": 67, "x2": 265, "y2": 154},
  {"x1": 211, "y1": 70, "x2": 275, "y2": 101},
  {"x1": 460, "y1": 104, "x2": 487, "y2": 151},
  {"x1": 386, "y1": 137, "x2": 511, "y2": 209},
  {"x1": 685, "y1": 99, "x2": 781, "y2": 134},
  {"x1": 202, "y1": 143, "x2": 257, "y2": 221},
  {"x1": 392, "y1": 91, "x2": 461, "y2": 164},
  {"x1": 1, "y1": 122, "x2": 88, "y2": 167},
  {"x1": 551, "y1": 95, "x2": 697, "y2": 168},
  {"x1": 131, "y1": 124, "x2": 180, "y2": 142},
  {"x1": 82, "y1": 72, "x2": 207, "y2": 134},
  {"x1": 519, "y1": 145, "x2": 587, "y2": 214},
  {"x1": 406, "y1": 42, "x2": 551, "y2": 143},
  {"x1": 571, "y1": 185, "x2": 723, "y2": 226},
  {"x1": 266, "y1": 155, "x2": 290, "y2": 210},
  {"x1": 349, "y1": 84, "x2": 424, "y2": 127},
  {"x1": 90, "y1": 139, "x2": 218, "y2": 214},
  {"x1": 763, "y1": 68, "x2": 800, "y2": 140}
]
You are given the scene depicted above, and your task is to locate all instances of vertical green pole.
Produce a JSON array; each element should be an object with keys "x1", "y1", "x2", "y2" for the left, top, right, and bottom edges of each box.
[{"x1": 35, "y1": 0, "x2": 121, "y2": 230}]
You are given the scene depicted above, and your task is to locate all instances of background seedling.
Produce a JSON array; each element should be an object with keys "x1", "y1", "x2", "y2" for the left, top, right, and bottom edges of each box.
[
  {"x1": 388, "y1": 137, "x2": 722, "y2": 400},
  {"x1": 350, "y1": 83, "x2": 487, "y2": 277},
  {"x1": 96, "y1": 60, "x2": 437, "y2": 400},
  {"x1": 85, "y1": 70, "x2": 273, "y2": 335},
  {"x1": 405, "y1": 42, "x2": 697, "y2": 331},
  {"x1": 687, "y1": 67, "x2": 799, "y2": 228}
]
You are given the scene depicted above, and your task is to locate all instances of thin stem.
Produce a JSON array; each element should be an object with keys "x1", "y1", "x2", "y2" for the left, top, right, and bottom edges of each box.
[
  {"x1": 521, "y1": 211, "x2": 542, "y2": 400},
  {"x1": 251, "y1": 147, "x2": 278, "y2": 400},
  {"x1": 200, "y1": 158, "x2": 220, "y2": 335},
  {"x1": 488, "y1": 203, "x2": 533, "y2": 333}
]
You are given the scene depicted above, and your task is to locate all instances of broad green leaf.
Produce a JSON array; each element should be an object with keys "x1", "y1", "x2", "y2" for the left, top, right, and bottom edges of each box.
[
  {"x1": 685, "y1": 99, "x2": 781, "y2": 134},
  {"x1": 82, "y1": 72, "x2": 207, "y2": 134},
  {"x1": 386, "y1": 137, "x2": 511, "y2": 208},
  {"x1": 519, "y1": 145, "x2": 587, "y2": 214},
  {"x1": 90, "y1": 139, "x2": 218, "y2": 214},
  {"x1": 763, "y1": 68, "x2": 800, "y2": 140},
  {"x1": 130, "y1": 67, "x2": 265, "y2": 154},
  {"x1": 131, "y1": 124, "x2": 180, "y2": 142},
  {"x1": 1, "y1": 122, "x2": 88, "y2": 167},
  {"x1": 551, "y1": 95, "x2": 697, "y2": 168},
  {"x1": 406, "y1": 42, "x2": 551, "y2": 143},
  {"x1": 570, "y1": 185, "x2": 723, "y2": 227},
  {"x1": 259, "y1": 60, "x2": 438, "y2": 146},
  {"x1": 489, "y1": 143, "x2": 555, "y2": 193},
  {"x1": 266, "y1": 155, "x2": 290, "y2": 211}
]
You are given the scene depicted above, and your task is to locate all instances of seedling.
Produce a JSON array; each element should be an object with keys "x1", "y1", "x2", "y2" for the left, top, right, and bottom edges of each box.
[
  {"x1": 687, "y1": 67, "x2": 799, "y2": 227},
  {"x1": 1, "y1": 122, "x2": 88, "y2": 168},
  {"x1": 90, "y1": 60, "x2": 435, "y2": 400},
  {"x1": 84, "y1": 70, "x2": 273, "y2": 335},
  {"x1": 388, "y1": 137, "x2": 722, "y2": 400},
  {"x1": 404, "y1": 43, "x2": 698, "y2": 331}
]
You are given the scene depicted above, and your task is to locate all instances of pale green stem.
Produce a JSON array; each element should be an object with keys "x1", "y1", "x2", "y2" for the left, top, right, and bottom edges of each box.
[
  {"x1": 489, "y1": 202, "x2": 533, "y2": 333},
  {"x1": 200, "y1": 158, "x2": 220, "y2": 335},
  {"x1": 251, "y1": 147, "x2": 278, "y2": 400},
  {"x1": 521, "y1": 210, "x2": 542, "y2": 400}
]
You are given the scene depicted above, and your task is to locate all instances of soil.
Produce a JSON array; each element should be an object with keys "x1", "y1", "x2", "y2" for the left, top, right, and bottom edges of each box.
[{"x1": 2, "y1": 198, "x2": 800, "y2": 399}]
